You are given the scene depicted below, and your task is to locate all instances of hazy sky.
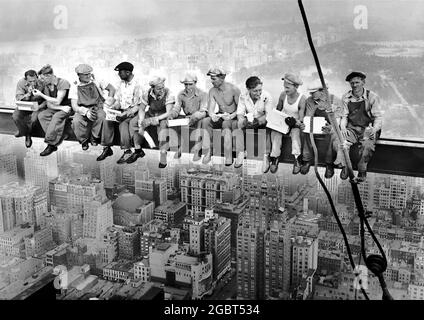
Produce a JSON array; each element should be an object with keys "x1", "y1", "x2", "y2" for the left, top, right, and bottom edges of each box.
[{"x1": 0, "y1": 0, "x2": 423, "y2": 42}]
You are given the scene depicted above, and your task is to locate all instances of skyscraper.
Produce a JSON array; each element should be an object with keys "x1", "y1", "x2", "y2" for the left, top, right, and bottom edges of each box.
[
  {"x1": 83, "y1": 198, "x2": 114, "y2": 240},
  {"x1": 24, "y1": 148, "x2": 58, "y2": 193},
  {"x1": 204, "y1": 215, "x2": 231, "y2": 281},
  {"x1": 237, "y1": 174, "x2": 285, "y2": 299},
  {"x1": 264, "y1": 220, "x2": 291, "y2": 299},
  {"x1": 135, "y1": 178, "x2": 167, "y2": 207},
  {"x1": 180, "y1": 168, "x2": 241, "y2": 218},
  {"x1": 0, "y1": 153, "x2": 18, "y2": 184},
  {"x1": 290, "y1": 236, "x2": 318, "y2": 289},
  {"x1": 0, "y1": 182, "x2": 46, "y2": 233},
  {"x1": 49, "y1": 175, "x2": 106, "y2": 211}
]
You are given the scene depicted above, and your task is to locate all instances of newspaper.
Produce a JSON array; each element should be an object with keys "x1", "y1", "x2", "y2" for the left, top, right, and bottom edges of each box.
[
  {"x1": 266, "y1": 109, "x2": 290, "y2": 134},
  {"x1": 104, "y1": 108, "x2": 123, "y2": 122},
  {"x1": 303, "y1": 116, "x2": 327, "y2": 134},
  {"x1": 16, "y1": 101, "x2": 38, "y2": 111},
  {"x1": 167, "y1": 118, "x2": 190, "y2": 127}
]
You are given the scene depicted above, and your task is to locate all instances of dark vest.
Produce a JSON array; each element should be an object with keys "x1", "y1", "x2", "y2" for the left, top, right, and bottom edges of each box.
[
  {"x1": 147, "y1": 88, "x2": 169, "y2": 116},
  {"x1": 47, "y1": 78, "x2": 71, "y2": 106}
]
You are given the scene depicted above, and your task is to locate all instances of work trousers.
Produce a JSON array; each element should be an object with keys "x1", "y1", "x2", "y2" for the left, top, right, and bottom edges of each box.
[{"x1": 38, "y1": 108, "x2": 71, "y2": 146}]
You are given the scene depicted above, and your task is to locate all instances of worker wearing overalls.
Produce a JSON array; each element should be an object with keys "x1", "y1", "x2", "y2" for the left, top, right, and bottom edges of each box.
[
  {"x1": 129, "y1": 76, "x2": 175, "y2": 168},
  {"x1": 70, "y1": 64, "x2": 115, "y2": 151},
  {"x1": 300, "y1": 81, "x2": 347, "y2": 179},
  {"x1": 340, "y1": 71, "x2": 383, "y2": 183}
]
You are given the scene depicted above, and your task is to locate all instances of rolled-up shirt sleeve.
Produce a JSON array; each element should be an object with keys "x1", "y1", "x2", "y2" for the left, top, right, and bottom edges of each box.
[
  {"x1": 141, "y1": 90, "x2": 149, "y2": 106},
  {"x1": 236, "y1": 94, "x2": 246, "y2": 117},
  {"x1": 263, "y1": 91, "x2": 273, "y2": 115},
  {"x1": 165, "y1": 90, "x2": 175, "y2": 105},
  {"x1": 170, "y1": 93, "x2": 182, "y2": 118},
  {"x1": 341, "y1": 93, "x2": 350, "y2": 120},
  {"x1": 68, "y1": 83, "x2": 78, "y2": 101},
  {"x1": 369, "y1": 91, "x2": 383, "y2": 132},
  {"x1": 15, "y1": 79, "x2": 28, "y2": 101},
  {"x1": 133, "y1": 83, "x2": 144, "y2": 106},
  {"x1": 199, "y1": 91, "x2": 208, "y2": 113}
]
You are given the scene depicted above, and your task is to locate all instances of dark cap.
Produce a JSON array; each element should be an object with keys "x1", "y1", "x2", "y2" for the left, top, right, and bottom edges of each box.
[
  {"x1": 114, "y1": 62, "x2": 134, "y2": 72},
  {"x1": 345, "y1": 71, "x2": 366, "y2": 82}
]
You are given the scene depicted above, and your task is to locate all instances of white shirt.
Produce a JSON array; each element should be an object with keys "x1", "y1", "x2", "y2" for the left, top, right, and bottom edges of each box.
[
  {"x1": 115, "y1": 76, "x2": 143, "y2": 110},
  {"x1": 236, "y1": 90, "x2": 273, "y2": 118}
]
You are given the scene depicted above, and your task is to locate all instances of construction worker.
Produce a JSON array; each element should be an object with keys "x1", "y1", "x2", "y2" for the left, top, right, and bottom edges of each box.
[
  {"x1": 300, "y1": 81, "x2": 347, "y2": 179},
  {"x1": 339, "y1": 71, "x2": 383, "y2": 182},
  {"x1": 13, "y1": 69, "x2": 46, "y2": 148},
  {"x1": 96, "y1": 62, "x2": 143, "y2": 164},
  {"x1": 169, "y1": 73, "x2": 208, "y2": 161},
  {"x1": 201, "y1": 67, "x2": 240, "y2": 166},
  {"x1": 69, "y1": 64, "x2": 116, "y2": 151},
  {"x1": 33, "y1": 65, "x2": 72, "y2": 156},
  {"x1": 234, "y1": 76, "x2": 273, "y2": 169},
  {"x1": 129, "y1": 76, "x2": 175, "y2": 168},
  {"x1": 266, "y1": 73, "x2": 306, "y2": 174}
]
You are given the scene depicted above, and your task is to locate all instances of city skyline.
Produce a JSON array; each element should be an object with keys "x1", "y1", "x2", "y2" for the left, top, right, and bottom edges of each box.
[{"x1": 1, "y1": 134, "x2": 424, "y2": 300}]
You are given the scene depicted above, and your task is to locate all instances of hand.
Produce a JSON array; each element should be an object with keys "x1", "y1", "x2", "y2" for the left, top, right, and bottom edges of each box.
[
  {"x1": 322, "y1": 124, "x2": 332, "y2": 134},
  {"x1": 141, "y1": 118, "x2": 151, "y2": 128},
  {"x1": 32, "y1": 89, "x2": 42, "y2": 97},
  {"x1": 104, "y1": 97, "x2": 115, "y2": 108},
  {"x1": 150, "y1": 117, "x2": 159, "y2": 126},
  {"x1": 222, "y1": 113, "x2": 231, "y2": 121},
  {"x1": 211, "y1": 113, "x2": 219, "y2": 122},
  {"x1": 367, "y1": 127, "x2": 377, "y2": 140},
  {"x1": 87, "y1": 110, "x2": 96, "y2": 121},
  {"x1": 298, "y1": 121, "x2": 305, "y2": 131},
  {"x1": 167, "y1": 114, "x2": 174, "y2": 121},
  {"x1": 61, "y1": 105, "x2": 71, "y2": 113},
  {"x1": 188, "y1": 115, "x2": 197, "y2": 126},
  {"x1": 237, "y1": 118, "x2": 245, "y2": 130}
]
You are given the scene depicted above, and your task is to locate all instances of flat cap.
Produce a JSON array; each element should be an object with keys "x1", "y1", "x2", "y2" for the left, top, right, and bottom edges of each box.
[
  {"x1": 308, "y1": 80, "x2": 328, "y2": 93},
  {"x1": 345, "y1": 71, "x2": 366, "y2": 82},
  {"x1": 75, "y1": 64, "x2": 93, "y2": 74},
  {"x1": 282, "y1": 73, "x2": 303, "y2": 86},
  {"x1": 114, "y1": 62, "x2": 134, "y2": 72},
  {"x1": 149, "y1": 76, "x2": 166, "y2": 87},
  {"x1": 206, "y1": 67, "x2": 226, "y2": 77},
  {"x1": 180, "y1": 73, "x2": 198, "y2": 84}
]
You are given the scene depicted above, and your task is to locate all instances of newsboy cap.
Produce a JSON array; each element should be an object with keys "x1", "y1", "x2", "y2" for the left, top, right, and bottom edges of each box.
[
  {"x1": 180, "y1": 73, "x2": 198, "y2": 84},
  {"x1": 307, "y1": 80, "x2": 328, "y2": 93},
  {"x1": 281, "y1": 73, "x2": 303, "y2": 86},
  {"x1": 149, "y1": 76, "x2": 166, "y2": 87},
  {"x1": 114, "y1": 62, "x2": 134, "y2": 72},
  {"x1": 345, "y1": 71, "x2": 366, "y2": 82},
  {"x1": 75, "y1": 64, "x2": 93, "y2": 74},
  {"x1": 206, "y1": 67, "x2": 226, "y2": 77}
]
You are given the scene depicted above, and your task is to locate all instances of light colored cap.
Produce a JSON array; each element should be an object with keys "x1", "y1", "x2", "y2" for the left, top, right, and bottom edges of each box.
[
  {"x1": 149, "y1": 76, "x2": 166, "y2": 87},
  {"x1": 206, "y1": 67, "x2": 227, "y2": 77},
  {"x1": 180, "y1": 73, "x2": 198, "y2": 84},
  {"x1": 308, "y1": 80, "x2": 328, "y2": 93},
  {"x1": 75, "y1": 64, "x2": 93, "y2": 74},
  {"x1": 281, "y1": 73, "x2": 303, "y2": 86}
]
